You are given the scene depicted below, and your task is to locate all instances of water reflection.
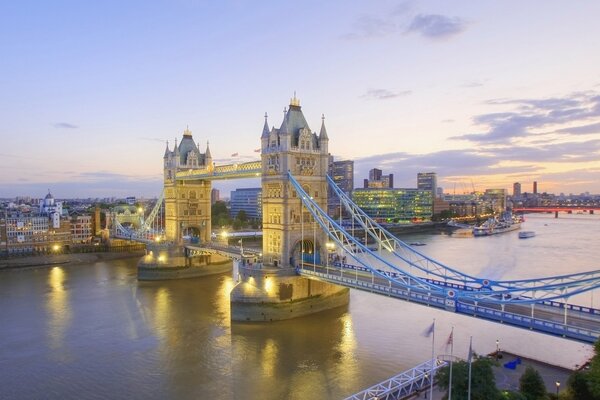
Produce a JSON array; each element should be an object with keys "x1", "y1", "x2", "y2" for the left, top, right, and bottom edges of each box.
[{"x1": 46, "y1": 266, "x2": 71, "y2": 351}]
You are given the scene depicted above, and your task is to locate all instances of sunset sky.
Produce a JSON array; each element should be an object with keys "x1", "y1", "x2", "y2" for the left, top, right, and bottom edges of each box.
[{"x1": 1, "y1": 1, "x2": 599, "y2": 198}]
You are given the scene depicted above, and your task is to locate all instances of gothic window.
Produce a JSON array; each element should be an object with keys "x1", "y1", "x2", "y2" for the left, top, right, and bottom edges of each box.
[
  {"x1": 181, "y1": 192, "x2": 186, "y2": 199},
  {"x1": 189, "y1": 190, "x2": 196, "y2": 199}
]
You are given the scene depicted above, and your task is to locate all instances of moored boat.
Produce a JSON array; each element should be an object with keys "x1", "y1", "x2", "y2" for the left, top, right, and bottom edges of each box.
[{"x1": 519, "y1": 231, "x2": 536, "y2": 239}]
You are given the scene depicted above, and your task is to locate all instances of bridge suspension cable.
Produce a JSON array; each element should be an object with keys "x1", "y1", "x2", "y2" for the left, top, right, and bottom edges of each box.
[
  {"x1": 326, "y1": 175, "x2": 600, "y2": 294},
  {"x1": 291, "y1": 172, "x2": 600, "y2": 304}
]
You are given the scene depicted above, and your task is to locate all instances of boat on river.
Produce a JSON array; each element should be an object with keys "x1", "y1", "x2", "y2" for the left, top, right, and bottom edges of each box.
[
  {"x1": 473, "y1": 212, "x2": 522, "y2": 237},
  {"x1": 519, "y1": 231, "x2": 536, "y2": 239}
]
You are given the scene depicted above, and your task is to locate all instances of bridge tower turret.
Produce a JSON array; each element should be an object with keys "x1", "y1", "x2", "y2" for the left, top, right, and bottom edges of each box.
[
  {"x1": 261, "y1": 95, "x2": 330, "y2": 268},
  {"x1": 163, "y1": 127, "x2": 212, "y2": 243}
]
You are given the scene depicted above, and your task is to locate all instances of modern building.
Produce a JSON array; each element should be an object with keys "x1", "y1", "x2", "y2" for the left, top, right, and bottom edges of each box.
[
  {"x1": 327, "y1": 158, "x2": 354, "y2": 217},
  {"x1": 211, "y1": 188, "x2": 220, "y2": 204},
  {"x1": 352, "y1": 188, "x2": 433, "y2": 223},
  {"x1": 363, "y1": 168, "x2": 393, "y2": 188},
  {"x1": 417, "y1": 172, "x2": 438, "y2": 198},
  {"x1": 329, "y1": 159, "x2": 354, "y2": 194},
  {"x1": 513, "y1": 182, "x2": 522, "y2": 197},
  {"x1": 533, "y1": 181, "x2": 538, "y2": 194},
  {"x1": 230, "y1": 188, "x2": 262, "y2": 219}
]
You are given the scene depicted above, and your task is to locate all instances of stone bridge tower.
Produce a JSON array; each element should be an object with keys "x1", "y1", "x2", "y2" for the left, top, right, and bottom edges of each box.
[
  {"x1": 163, "y1": 127, "x2": 213, "y2": 243},
  {"x1": 261, "y1": 95, "x2": 330, "y2": 268}
]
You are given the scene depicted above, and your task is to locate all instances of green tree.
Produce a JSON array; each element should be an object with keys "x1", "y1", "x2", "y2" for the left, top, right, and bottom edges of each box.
[
  {"x1": 567, "y1": 370, "x2": 594, "y2": 400},
  {"x1": 211, "y1": 201, "x2": 231, "y2": 228},
  {"x1": 236, "y1": 210, "x2": 248, "y2": 224},
  {"x1": 588, "y1": 340, "x2": 600, "y2": 398},
  {"x1": 519, "y1": 366, "x2": 548, "y2": 400},
  {"x1": 437, "y1": 358, "x2": 501, "y2": 400}
]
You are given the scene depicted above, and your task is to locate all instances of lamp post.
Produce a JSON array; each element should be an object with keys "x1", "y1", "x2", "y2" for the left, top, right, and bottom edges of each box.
[
  {"x1": 555, "y1": 381, "x2": 560, "y2": 397},
  {"x1": 496, "y1": 339, "x2": 499, "y2": 361}
]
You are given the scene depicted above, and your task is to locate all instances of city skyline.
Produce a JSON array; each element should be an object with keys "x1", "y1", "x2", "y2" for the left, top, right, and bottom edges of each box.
[{"x1": 1, "y1": 1, "x2": 600, "y2": 197}]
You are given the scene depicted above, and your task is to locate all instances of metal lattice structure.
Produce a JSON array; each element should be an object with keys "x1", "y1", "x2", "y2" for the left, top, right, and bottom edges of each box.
[
  {"x1": 344, "y1": 358, "x2": 447, "y2": 400},
  {"x1": 291, "y1": 172, "x2": 600, "y2": 305},
  {"x1": 112, "y1": 190, "x2": 166, "y2": 243}
]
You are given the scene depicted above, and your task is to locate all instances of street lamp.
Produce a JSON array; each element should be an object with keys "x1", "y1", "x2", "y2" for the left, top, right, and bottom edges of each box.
[
  {"x1": 496, "y1": 339, "x2": 500, "y2": 360},
  {"x1": 555, "y1": 381, "x2": 560, "y2": 397}
]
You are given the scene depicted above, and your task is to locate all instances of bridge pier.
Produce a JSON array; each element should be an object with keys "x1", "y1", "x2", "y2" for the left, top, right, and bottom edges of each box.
[
  {"x1": 555, "y1": 211, "x2": 559, "y2": 218},
  {"x1": 137, "y1": 244, "x2": 232, "y2": 280},
  {"x1": 230, "y1": 262, "x2": 349, "y2": 322}
]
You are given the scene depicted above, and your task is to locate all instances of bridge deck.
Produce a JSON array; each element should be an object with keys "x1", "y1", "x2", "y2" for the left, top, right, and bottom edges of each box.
[{"x1": 298, "y1": 263, "x2": 600, "y2": 343}]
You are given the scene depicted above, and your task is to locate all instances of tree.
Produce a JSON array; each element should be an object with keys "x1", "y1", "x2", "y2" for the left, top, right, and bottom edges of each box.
[
  {"x1": 236, "y1": 210, "x2": 248, "y2": 224},
  {"x1": 519, "y1": 366, "x2": 547, "y2": 400},
  {"x1": 437, "y1": 358, "x2": 501, "y2": 400},
  {"x1": 567, "y1": 370, "x2": 594, "y2": 400},
  {"x1": 588, "y1": 340, "x2": 600, "y2": 397}
]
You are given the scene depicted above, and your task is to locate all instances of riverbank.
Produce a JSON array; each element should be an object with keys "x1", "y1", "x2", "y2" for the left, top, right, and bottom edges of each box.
[{"x1": 0, "y1": 251, "x2": 145, "y2": 270}]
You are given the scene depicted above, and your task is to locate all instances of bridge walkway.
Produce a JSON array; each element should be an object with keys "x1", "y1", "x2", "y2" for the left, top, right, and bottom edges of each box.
[{"x1": 297, "y1": 263, "x2": 600, "y2": 343}]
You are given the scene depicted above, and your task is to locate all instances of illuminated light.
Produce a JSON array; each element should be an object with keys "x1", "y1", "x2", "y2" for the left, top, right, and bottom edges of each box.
[
  {"x1": 264, "y1": 277, "x2": 273, "y2": 294},
  {"x1": 52, "y1": 244, "x2": 60, "y2": 251},
  {"x1": 138, "y1": 207, "x2": 144, "y2": 214},
  {"x1": 158, "y1": 255, "x2": 166, "y2": 263},
  {"x1": 221, "y1": 230, "x2": 229, "y2": 238},
  {"x1": 154, "y1": 236, "x2": 162, "y2": 243}
]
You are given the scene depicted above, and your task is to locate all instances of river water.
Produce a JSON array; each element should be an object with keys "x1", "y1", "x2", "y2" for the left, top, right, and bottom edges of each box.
[{"x1": 1, "y1": 214, "x2": 598, "y2": 399}]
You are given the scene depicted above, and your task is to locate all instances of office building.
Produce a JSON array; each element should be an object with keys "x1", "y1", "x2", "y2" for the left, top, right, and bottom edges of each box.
[
  {"x1": 417, "y1": 172, "x2": 438, "y2": 198},
  {"x1": 363, "y1": 168, "x2": 393, "y2": 189},
  {"x1": 513, "y1": 182, "x2": 521, "y2": 197},
  {"x1": 230, "y1": 188, "x2": 262, "y2": 219},
  {"x1": 352, "y1": 188, "x2": 433, "y2": 223}
]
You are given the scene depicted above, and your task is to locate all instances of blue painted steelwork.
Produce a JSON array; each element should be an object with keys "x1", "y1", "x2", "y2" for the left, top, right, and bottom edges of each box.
[
  {"x1": 290, "y1": 172, "x2": 600, "y2": 305},
  {"x1": 113, "y1": 190, "x2": 166, "y2": 243},
  {"x1": 327, "y1": 175, "x2": 600, "y2": 294},
  {"x1": 343, "y1": 358, "x2": 447, "y2": 400}
]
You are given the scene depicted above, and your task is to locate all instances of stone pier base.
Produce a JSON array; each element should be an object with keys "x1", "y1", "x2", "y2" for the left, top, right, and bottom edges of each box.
[
  {"x1": 137, "y1": 244, "x2": 231, "y2": 280},
  {"x1": 230, "y1": 263, "x2": 349, "y2": 322}
]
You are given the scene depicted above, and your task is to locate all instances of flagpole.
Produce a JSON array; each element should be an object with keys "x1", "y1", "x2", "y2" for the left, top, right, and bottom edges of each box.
[
  {"x1": 430, "y1": 318, "x2": 435, "y2": 400},
  {"x1": 448, "y1": 326, "x2": 454, "y2": 400},
  {"x1": 467, "y1": 336, "x2": 473, "y2": 400}
]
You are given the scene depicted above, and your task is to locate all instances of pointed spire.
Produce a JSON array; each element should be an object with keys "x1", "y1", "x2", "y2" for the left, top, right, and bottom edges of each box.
[
  {"x1": 183, "y1": 125, "x2": 192, "y2": 137},
  {"x1": 290, "y1": 91, "x2": 300, "y2": 107},
  {"x1": 163, "y1": 140, "x2": 170, "y2": 158},
  {"x1": 174, "y1": 137, "x2": 178, "y2": 153},
  {"x1": 280, "y1": 107, "x2": 289, "y2": 134},
  {"x1": 205, "y1": 140, "x2": 212, "y2": 159},
  {"x1": 319, "y1": 113, "x2": 328, "y2": 140},
  {"x1": 261, "y1": 112, "x2": 270, "y2": 138}
]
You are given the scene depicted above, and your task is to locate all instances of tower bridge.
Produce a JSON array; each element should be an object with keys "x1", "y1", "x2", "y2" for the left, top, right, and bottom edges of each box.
[{"x1": 118, "y1": 95, "x2": 600, "y2": 346}]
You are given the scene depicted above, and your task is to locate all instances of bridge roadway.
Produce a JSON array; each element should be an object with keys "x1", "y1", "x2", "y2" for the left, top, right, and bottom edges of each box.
[{"x1": 297, "y1": 262, "x2": 600, "y2": 343}]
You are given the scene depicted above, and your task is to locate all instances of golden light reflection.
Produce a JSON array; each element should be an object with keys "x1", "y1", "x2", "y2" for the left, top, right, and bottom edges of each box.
[
  {"x1": 336, "y1": 313, "x2": 359, "y2": 384},
  {"x1": 215, "y1": 276, "x2": 234, "y2": 324},
  {"x1": 47, "y1": 266, "x2": 71, "y2": 349},
  {"x1": 153, "y1": 287, "x2": 171, "y2": 341},
  {"x1": 261, "y1": 338, "x2": 278, "y2": 378}
]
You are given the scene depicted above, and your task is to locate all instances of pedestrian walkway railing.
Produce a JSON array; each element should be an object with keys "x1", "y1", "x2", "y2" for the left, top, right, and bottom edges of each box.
[{"x1": 343, "y1": 358, "x2": 447, "y2": 400}]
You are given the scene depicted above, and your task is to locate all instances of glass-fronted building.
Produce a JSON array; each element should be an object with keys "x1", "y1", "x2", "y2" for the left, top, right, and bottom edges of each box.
[
  {"x1": 352, "y1": 188, "x2": 433, "y2": 223},
  {"x1": 230, "y1": 188, "x2": 262, "y2": 219}
]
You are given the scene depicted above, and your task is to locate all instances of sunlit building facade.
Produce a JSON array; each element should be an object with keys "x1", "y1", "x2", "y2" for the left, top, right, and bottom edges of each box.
[{"x1": 352, "y1": 188, "x2": 433, "y2": 223}]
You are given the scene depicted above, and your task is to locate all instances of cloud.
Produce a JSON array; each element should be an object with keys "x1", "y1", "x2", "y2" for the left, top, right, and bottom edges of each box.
[
  {"x1": 53, "y1": 122, "x2": 78, "y2": 129},
  {"x1": 344, "y1": 15, "x2": 398, "y2": 39},
  {"x1": 406, "y1": 14, "x2": 467, "y2": 39},
  {"x1": 343, "y1": 5, "x2": 467, "y2": 41},
  {"x1": 454, "y1": 91, "x2": 600, "y2": 144},
  {"x1": 361, "y1": 89, "x2": 412, "y2": 100},
  {"x1": 556, "y1": 122, "x2": 600, "y2": 135}
]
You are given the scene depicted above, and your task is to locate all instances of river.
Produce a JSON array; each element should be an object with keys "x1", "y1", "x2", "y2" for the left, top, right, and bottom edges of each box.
[{"x1": 0, "y1": 214, "x2": 598, "y2": 399}]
